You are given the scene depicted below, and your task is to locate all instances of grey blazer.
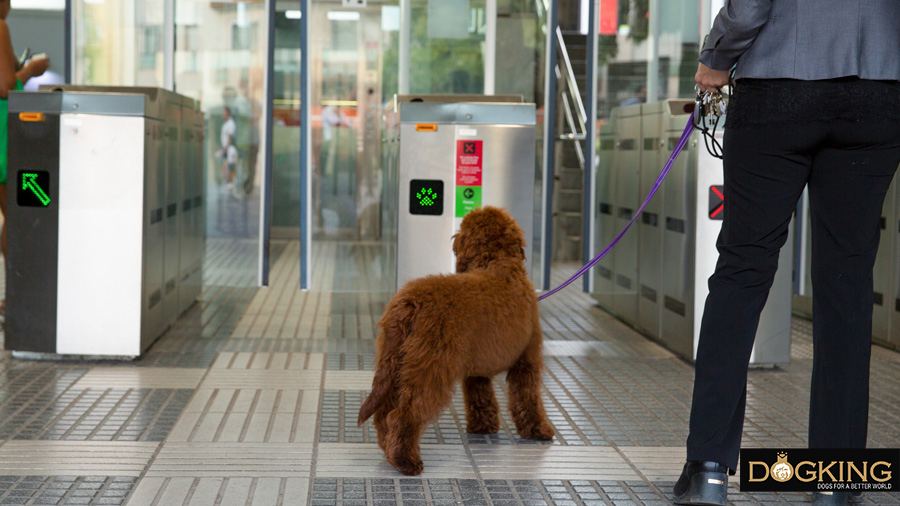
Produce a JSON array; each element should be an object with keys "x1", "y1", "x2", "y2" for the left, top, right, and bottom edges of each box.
[{"x1": 700, "y1": 0, "x2": 900, "y2": 80}]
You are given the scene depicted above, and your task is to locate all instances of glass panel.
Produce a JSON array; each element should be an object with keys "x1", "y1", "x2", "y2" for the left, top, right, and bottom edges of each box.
[
  {"x1": 271, "y1": 4, "x2": 302, "y2": 235},
  {"x1": 175, "y1": 1, "x2": 268, "y2": 286},
  {"x1": 72, "y1": 0, "x2": 164, "y2": 86},
  {"x1": 309, "y1": 1, "x2": 399, "y2": 292},
  {"x1": 596, "y1": 0, "x2": 700, "y2": 120},
  {"x1": 408, "y1": 0, "x2": 486, "y2": 94},
  {"x1": 306, "y1": 0, "x2": 546, "y2": 292},
  {"x1": 494, "y1": 0, "x2": 548, "y2": 289}
]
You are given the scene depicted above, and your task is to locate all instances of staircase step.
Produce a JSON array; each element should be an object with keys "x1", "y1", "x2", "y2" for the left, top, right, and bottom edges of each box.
[{"x1": 557, "y1": 171, "x2": 584, "y2": 188}]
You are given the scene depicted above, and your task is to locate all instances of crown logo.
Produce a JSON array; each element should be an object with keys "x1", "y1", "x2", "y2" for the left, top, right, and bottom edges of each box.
[{"x1": 771, "y1": 452, "x2": 793, "y2": 482}]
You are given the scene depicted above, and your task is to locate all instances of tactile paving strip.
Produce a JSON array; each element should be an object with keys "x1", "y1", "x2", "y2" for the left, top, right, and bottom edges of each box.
[
  {"x1": 12, "y1": 389, "x2": 192, "y2": 442},
  {"x1": 126, "y1": 476, "x2": 309, "y2": 505},
  {"x1": 0, "y1": 365, "x2": 88, "y2": 440},
  {"x1": 0, "y1": 442, "x2": 157, "y2": 476},
  {"x1": 309, "y1": 478, "x2": 900, "y2": 506},
  {"x1": 0, "y1": 476, "x2": 136, "y2": 506}
]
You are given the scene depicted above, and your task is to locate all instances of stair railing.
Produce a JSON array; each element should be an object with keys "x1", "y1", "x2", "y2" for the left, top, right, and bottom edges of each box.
[{"x1": 555, "y1": 27, "x2": 588, "y2": 169}]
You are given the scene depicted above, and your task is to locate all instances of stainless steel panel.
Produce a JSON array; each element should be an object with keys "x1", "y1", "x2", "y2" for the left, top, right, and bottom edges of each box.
[
  {"x1": 479, "y1": 124, "x2": 535, "y2": 273},
  {"x1": 395, "y1": 101, "x2": 536, "y2": 289},
  {"x1": 610, "y1": 105, "x2": 642, "y2": 325},
  {"x1": 661, "y1": 103, "x2": 699, "y2": 358},
  {"x1": 398, "y1": 102, "x2": 535, "y2": 126},
  {"x1": 141, "y1": 118, "x2": 166, "y2": 347},
  {"x1": 8, "y1": 87, "x2": 201, "y2": 357},
  {"x1": 177, "y1": 96, "x2": 201, "y2": 316},
  {"x1": 751, "y1": 220, "x2": 794, "y2": 366},
  {"x1": 396, "y1": 123, "x2": 458, "y2": 287},
  {"x1": 591, "y1": 120, "x2": 617, "y2": 310},
  {"x1": 162, "y1": 100, "x2": 182, "y2": 327},
  {"x1": 636, "y1": 102, "x2": 665, "y2": 339}
]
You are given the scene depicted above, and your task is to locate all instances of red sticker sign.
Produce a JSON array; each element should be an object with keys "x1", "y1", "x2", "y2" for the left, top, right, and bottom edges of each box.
[{"x1": 456, "y1": 140, "x2": 483, "y2": 186}]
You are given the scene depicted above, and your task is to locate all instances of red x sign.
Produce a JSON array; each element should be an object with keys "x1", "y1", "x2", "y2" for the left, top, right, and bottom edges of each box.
[{"x1": 709, "y1": 185, "x2": 724, "y2": 220}]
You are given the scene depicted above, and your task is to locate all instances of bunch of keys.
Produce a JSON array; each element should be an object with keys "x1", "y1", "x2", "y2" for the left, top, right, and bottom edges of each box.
[
  {"x1": 694, "y1": 87, "x2": 728, "y2": 123},
  {"x1": 693, "y1": 86, "x2": 728, "y2": 159}
]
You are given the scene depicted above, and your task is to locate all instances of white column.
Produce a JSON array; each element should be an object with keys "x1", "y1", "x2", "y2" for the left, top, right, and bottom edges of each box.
[
  {"x1": 701, "y1": 0, "x2": 725, "y2": 35},
  {"x1": 484, "y1": 0, "x2": 496, "y2": 94},
  {"x1": 645, "y1": 0, "x2": 660, "y2": 102},
  {"x1": 163, "y1": 0, "x2": 175, "y2": 90},
  {"x1": 399, "y1": 0, "x2": 411, "y2": 94},
  {"x1": 586, "y1": 0, "x2": 599, "y2": 292}
]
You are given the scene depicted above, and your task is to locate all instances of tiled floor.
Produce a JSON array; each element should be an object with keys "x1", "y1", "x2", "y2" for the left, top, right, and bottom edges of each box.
[{"x1": 0, "y1": 238, "x2": 898, "y2": 505}]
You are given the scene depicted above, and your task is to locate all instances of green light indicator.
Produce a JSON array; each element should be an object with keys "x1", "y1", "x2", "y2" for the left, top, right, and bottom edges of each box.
[
  {"x1": 22, "y1": 173, "x2": 50, "y2": 206},
  {"x1": 417, "y1": 188, "x2": 438, "y2": 207}
]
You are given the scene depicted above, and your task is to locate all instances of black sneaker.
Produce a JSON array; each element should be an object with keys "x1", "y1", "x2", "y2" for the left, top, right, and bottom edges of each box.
[{"x1": 673, "y1": 460, "x2": 728, "y2": 505}]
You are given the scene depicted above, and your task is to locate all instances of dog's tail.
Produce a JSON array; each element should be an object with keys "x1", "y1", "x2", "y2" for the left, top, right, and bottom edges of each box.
[{"x1": 358, "y1": 300, "x2": 413, "y2": 426}]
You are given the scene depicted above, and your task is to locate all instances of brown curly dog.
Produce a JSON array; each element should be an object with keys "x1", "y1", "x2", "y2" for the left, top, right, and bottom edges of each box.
[{"x1": 357, "y1": 206, "x2": 554, "y2": 476}]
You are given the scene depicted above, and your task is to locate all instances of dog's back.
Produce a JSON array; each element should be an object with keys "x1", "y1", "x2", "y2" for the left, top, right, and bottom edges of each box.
[{"x1": 358, "y1": 207, "x2": 552, "y2": 476}]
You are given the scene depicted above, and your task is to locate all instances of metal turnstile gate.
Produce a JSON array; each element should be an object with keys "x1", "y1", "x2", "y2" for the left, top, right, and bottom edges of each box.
[
  {"x1": 384, "y1": 95, "x2": 536, "y2": 289},
  {"x1": 6, "y1": 87, "x2": 204, "y2": 358},
  {"x1": 592, "y1": 100, "x2": 792, "y2": 366}
]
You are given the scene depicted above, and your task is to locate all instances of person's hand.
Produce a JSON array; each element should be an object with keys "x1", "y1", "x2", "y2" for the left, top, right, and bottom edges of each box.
[
  {"x1": 25, "y1": 55, "x2": 49, "y2": 78},
  {"x1": 695, "y1": 63, "x2": 730, "y2": 93}
]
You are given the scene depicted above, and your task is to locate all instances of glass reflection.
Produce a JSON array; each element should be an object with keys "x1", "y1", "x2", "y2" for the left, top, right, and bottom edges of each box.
[
  {"x1": 596, "y1": 0, "x2": 700, "y2": 121},
  {"x1": 175, "y1": 1, "x2": 267, "y2": 286},
  {"x1": 72, "y1": 0, "x2": 164, "y2": 86}
]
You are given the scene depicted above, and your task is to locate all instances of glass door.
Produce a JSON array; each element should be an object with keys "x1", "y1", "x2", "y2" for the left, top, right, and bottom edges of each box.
[
  {"x1": 175, "y1": 0, "x2": 269, "y2": 286},
  {"x1": 271, "y1": 2, "x2": 302, "y2": 238},
  {"x1": 307, "y1": 0, "x2": 397, "y2": 292}
]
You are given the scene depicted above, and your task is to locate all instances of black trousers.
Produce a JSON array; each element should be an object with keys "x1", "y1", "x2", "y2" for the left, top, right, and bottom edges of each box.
[{"x1": 686, "y1": 118, "x2": 900, "y2": 470}]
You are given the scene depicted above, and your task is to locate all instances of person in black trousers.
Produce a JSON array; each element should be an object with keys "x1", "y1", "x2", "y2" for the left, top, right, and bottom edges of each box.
[{"x1": 675, "y1": 2, "x2": 900, "y2": 506}]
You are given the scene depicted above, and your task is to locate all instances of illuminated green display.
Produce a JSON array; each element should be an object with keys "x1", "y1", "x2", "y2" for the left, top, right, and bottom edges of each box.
[
  {"x1": 417, "y1": 188, "x2": 438, "y2": 206},
  {"x1": 17, "y1": 171, "x2": 51, "y2": 207},
  {"x1": 410, "y1": 179, "x2": 443, "y2": 215}
]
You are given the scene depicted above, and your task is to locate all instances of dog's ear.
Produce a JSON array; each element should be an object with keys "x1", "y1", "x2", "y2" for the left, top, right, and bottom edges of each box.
[{"x1": 451, "y1": 232, "x2": 460, "y2": 256}]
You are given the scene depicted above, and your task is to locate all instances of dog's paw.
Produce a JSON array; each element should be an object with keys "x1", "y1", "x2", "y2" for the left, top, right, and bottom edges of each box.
[
  {"x1": 389, "y1": 454, "x2": 424, "y2": 476},
  {"x1": 518, "y1": 421, "x2": 554, "y2": 441}
]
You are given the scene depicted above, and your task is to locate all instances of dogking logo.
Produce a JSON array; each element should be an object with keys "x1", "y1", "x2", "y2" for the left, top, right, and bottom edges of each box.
[
  {"x1": 770, "y1": 452, "x2": 793, "y2": 482},
  {"x1": 741, "y1": 448, "x2": 900, "y2": 492}
]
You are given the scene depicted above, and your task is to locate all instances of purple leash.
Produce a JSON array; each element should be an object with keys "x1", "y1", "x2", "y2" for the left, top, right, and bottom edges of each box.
[{"x1": 539, "y1": 117, "x2": 696, "y2": 301}]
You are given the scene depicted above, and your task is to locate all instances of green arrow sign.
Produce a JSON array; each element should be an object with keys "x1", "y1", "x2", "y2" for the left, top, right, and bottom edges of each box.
[{"x1": 22, "y1": 173, "x2": 50, "y2": 206}]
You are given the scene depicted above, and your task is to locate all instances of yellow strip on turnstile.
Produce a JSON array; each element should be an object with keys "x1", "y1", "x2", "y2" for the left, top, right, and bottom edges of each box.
[
  {"x1": 415, "y1": 123, "x2": 437, "y2": 132},
  {"x1": 18, "y1": 112, "x2": 45, "y2": 122}
]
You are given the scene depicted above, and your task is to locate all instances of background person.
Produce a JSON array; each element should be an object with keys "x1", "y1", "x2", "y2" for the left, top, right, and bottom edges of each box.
[
  {"x1": 676, "y1": 2, "x2": 900, "y2": 506},
  {"x1": 216, "y1": 105, "x2": 237, "y2": 188}
]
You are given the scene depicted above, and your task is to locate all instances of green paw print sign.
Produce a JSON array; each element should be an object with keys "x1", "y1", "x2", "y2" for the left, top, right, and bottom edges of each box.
[
  {"x1": 417, "y1": 187, "x2": 438, "y2": 207},
  {"x1": 409, "y1": 180, "x2": 443, "y2": 215}
]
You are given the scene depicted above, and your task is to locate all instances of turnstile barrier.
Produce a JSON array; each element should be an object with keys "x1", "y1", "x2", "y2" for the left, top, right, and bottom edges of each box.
[
  {"x1": 592, "y1": 99, "x2": 792, "y2": 366},
  {"x1": 6, "y1": 86, "x2": 204, "y2": 358},
  {"x1": 385, "y1": 95, "x2": 537, "y2": 289},
  {"x1": 793, "y1": 170, "x2": 900, "y2": 350}
]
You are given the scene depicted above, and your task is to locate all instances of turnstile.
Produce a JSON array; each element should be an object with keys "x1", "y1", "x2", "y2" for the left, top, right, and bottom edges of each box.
[
  {"x1": 6, "y1": 87, "x2": 204, "y2": 358},
  {"x1": 592, "y1": 99, "x2": 792, "y2": 366},
  {"x1": 385, "y1": 95, "x2": 536, "y2": 289},
  {"x1": 793, "y1": 170, "x2": 900, "y2": 350}
]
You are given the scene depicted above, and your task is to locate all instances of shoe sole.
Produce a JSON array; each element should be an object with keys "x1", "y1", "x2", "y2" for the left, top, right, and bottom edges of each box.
[{"x1": 673, "y1": 471, "x2": 728, "y2": 506}]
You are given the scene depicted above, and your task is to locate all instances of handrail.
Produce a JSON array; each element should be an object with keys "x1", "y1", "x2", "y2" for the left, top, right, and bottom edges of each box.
[
  {"x1": 560, "y1": 91, "x2": 586, "y2": 167},
  {"x1": 555, "y1": 27, "x2": 587, "y2": 137}
]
